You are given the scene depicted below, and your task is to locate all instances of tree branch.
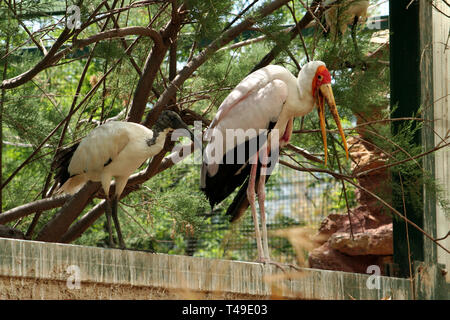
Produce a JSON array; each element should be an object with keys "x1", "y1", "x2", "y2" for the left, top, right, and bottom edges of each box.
[
  {"x1": 0, "y1": 28, "x2": 72, "y2": 89},
  {"x1": 0, "y1": 0, "x2": 110, "y2": 90},
  {"x1": 0, "y1": 195, "x2": 71, "y2": 225},
  {"x1": 73, "y1": 27, "x2": 163, "y2": 48},
  {"x1": 143, "y1": 0, "x2": 294, "y2": 127},
  {"x1": 249, "y1": 0, "x2": 323, "y2": 73},
  {"x1": 59, "y1": 142, "x2": 193, "y2": 243},
  {"x1": 127, "y1": 3, "x2": 187, "y2": 123},
  {"x1": 36, "y1": 182, "x2": 100, "y2": 242}
]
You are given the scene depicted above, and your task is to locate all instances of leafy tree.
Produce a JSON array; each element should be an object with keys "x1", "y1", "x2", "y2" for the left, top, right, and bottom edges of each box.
[{"x1": 0, "y1": 0, "x2": 447, "y2": 262}]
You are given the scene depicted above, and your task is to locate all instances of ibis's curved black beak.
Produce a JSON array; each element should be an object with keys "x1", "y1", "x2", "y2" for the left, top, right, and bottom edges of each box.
[{"x1": 172, "y1": 117, "x2": 202, "y2": 149}]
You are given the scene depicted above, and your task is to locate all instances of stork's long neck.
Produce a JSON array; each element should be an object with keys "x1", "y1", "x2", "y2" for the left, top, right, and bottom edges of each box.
[
  {"x1": 270, "y1": 108, "x2": 293, "y2": 148},
  {"x1": 295, "y1": 71, "x2": 315, "y2": 117},
  {"x1": 269, "y1": 72, "x2": 314, "y2": 148}
]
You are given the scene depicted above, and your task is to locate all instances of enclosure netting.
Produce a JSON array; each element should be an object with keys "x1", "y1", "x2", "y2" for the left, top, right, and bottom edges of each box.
[{"x1": 189, "y1": 159, "x2": 344, "y2": 263}]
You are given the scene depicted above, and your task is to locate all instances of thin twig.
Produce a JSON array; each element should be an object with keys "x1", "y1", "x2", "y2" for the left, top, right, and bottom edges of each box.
[
  {"x1": 435, "y1": 231, "x2": 450, "y2": 241},
  {"x1": 223, "y1": 0, "x2": 260, "y2": 32},
  {"x1": 0, "y1": 57, "x2": 121, "y2": 190},
  {"x1": 286, "y1": 1, "x2": 310, "y2": 62},
  {"x1": 4, "y1": 0, "x2": 45, "y2": 54},
  {"x1": 355, "y1": 141, "x2": 450, "y2": 178},
  {"x1": 279, "y1": 160, "x2": 450, "y2": 254},
  {"x1": 326, "y1": 118, "x2": 354, "y2": 238}
]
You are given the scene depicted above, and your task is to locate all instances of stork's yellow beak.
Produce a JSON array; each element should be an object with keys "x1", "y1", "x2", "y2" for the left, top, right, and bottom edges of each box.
[{"x1": 317, "y1": 84, "x2": 349, "y2": 166}]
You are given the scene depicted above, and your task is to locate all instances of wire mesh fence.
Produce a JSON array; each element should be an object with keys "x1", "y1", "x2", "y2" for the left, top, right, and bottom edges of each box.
[{"x1": 192, "y1": 159, "x2": 344, "y2": 263}]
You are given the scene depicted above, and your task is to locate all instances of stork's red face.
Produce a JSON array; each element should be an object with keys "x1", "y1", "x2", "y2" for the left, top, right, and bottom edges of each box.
[
  {"x1": 311, "y1": 65, "x2": 348, "y2": 166},
  {"x1": 312, "y1": 65, "x2": 332, "y2": 95}
]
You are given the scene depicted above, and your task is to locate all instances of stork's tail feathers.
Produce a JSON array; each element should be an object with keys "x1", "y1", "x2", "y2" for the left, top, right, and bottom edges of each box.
[
  {"x1": 52, "y1": 143, "x2": 82, "y2": 194},
  {"x1": 225, "y1": 172, "x2": 272, "y2": 223}
]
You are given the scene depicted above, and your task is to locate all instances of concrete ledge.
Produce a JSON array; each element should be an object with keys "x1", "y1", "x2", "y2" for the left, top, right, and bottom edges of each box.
[{"x1": 0, "y1": 238, "x2": 412, "y2": 299}]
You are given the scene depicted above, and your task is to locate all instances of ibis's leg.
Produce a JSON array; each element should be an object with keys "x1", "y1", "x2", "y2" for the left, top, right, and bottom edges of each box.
[
  {"x1": 258, "y1": 144, "x2": 270, "y2": 261},
  {"x1": 105, "y1": 198, "x2": 114, "y2": 247},
  {"x1": 247, "y1": 154, "x2": 264, "y2": 262},
  {"x1": 101, "y1": 176, "x2": 115, "y2": 247},
  {"x1": 111, "y1": 195, "x2": 126, "y2": 249}
]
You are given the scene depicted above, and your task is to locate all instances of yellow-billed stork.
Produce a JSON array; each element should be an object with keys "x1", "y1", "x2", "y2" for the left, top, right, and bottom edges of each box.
[
  {"x1": 55, "y1": 110, "x2": 195, "y2": 248},
  {"x1": 201, "y1": 61, "x2": 349, "y2": 263}
]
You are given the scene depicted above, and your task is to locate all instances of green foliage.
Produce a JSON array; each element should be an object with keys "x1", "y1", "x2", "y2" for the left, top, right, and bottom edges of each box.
[
  {"x1": 388, "y1": 115, "x2": 450, "y2": 221},
  {"x1": 185, "y1": 0, "x2": 234, "y2": 43},
  {"x1": 1, "y1": 1, "x2": 446, "y2": 263}
]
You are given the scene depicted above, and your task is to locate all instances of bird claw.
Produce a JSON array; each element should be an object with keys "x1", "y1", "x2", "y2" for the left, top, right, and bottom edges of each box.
[
  {"x1": 257, "y1": 258, "x2": 288, "y2": 273},
  {"x1": 257, "y1": 258, "x2": 304, "y2": 274}
]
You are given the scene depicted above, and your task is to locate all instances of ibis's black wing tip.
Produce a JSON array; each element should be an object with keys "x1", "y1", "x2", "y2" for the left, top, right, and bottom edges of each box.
[{"x1": 52, "y1": 143, "x2": 79, "y2": 186}]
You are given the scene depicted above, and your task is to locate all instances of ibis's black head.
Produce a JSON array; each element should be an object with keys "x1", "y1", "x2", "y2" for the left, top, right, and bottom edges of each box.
[
  {"x1": 156, "y1": 110, "x2": 190, "y2": 131},
  {"x1": 150, "y1": 110, "x2": 199, "y2": 146}
]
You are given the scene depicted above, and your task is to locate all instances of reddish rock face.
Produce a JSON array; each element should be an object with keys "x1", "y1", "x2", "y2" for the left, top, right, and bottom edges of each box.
[
  {"x1": 308, "y1": 135, "x2": 393, "y2": 275},
  {"x1": 308, "y1": 241, "x2": 391, "y2": 274},
  {"x1": 329, "y1": 225, "x2": 393, "y2": 256}
]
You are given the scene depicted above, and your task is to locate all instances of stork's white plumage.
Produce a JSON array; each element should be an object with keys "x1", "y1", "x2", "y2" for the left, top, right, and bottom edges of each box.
[
  {"x1": 201, "y1": 61, "x2": 349, "y2": 263},
  {"x1": 324, "y1": 0, "x2": 370, "y2": 36},
  {"x1": 55, "y1": 110, "x2": 194, "y2": 248}
]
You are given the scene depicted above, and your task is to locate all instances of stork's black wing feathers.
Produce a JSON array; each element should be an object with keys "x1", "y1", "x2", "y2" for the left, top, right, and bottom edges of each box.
[
  {"x1": 201, "y1": 136, "x2": 255, "y2": 208},
  {"x1": 52, "y1": 143, "x2": 80, "y2": 187},
  {"x1": 225, "y1": 166, "x2": 272, "y2": 222},
  {"x1": 202, "y1": 122, "x2": 276, "y2": 221}
]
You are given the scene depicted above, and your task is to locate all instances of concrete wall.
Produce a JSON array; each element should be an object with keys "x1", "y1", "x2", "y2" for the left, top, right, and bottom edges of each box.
[{"x1": 0, "y1": 238, "x2": 413, "y2": 299}]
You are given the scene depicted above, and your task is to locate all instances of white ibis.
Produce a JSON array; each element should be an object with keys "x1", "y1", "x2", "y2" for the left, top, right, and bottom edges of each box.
[
  {"x1": 201, "y1": 61, "x2": 349, "y2": 263},
  {"x1": 55, "y1": 110, "x2": 195, "y2": 248}
]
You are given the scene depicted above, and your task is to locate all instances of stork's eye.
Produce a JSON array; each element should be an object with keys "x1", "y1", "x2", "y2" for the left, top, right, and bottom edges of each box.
[{"x1": 317, "y1": 75, "x2": 323, "y2": 81}]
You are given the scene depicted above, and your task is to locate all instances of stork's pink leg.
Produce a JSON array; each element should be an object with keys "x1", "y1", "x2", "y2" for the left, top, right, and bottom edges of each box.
[
  {"x1": 247, "y1": 152, "x2": 264, "y2": 262},
  {"x1": 257, "y1": 143, "x2": 287, "y2": 272},
  {"x1": 257, "y1": 143, "x2": 270, "y2": 261}
]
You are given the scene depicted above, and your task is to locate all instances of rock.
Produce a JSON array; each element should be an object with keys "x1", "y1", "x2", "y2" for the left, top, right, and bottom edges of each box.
[
  {"x1": 309, "y1": 220, "x2": 393, "y2": 274},
  {"x1": 0, "y1": 225, "x2": 26, "y2": 240},
  {"x1": 329, "y1": 224, "x2": 393, "y2": 256},
  {"x1": 316, "y1": 205, "x2": 391, "y2": 241},
  {"x1": 308, "y1": 134, "x2": 393, "y2": 274},
  {"x1": 347, "y1": 136, "x2": 392, "y2": 210},
  {"x1": 308, "y1": 241, "x2": 392, "y2": 274}
]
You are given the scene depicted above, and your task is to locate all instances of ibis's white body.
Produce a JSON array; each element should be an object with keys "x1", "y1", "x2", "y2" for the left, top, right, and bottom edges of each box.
[
  {"x1": 60, "y1": 121, "x2": 169, "y2": 197},
  {"x1": 202, "y1": 63, "x2": 322, "y2": 181},
  {"x1": 324, "y1": 0, "x2": 370, "y2": 35}
]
